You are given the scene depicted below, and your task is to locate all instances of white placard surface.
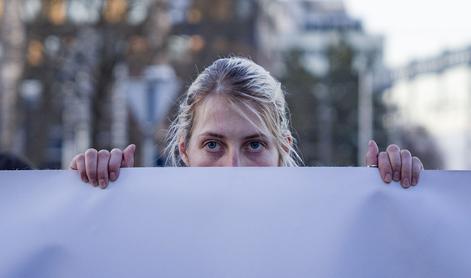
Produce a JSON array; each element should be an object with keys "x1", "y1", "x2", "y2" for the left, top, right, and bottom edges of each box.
[{"x1": 0, "y1": 168, "x2": 470, "y2": 278}]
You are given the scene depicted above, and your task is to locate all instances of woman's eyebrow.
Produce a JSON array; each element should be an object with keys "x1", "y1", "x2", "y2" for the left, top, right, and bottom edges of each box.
[
  {"x1": 198, "y1": 132, "x2": 225, "y2": 139},
  {"x1": 198, "y1": 132, "x2": 268, "y2": 140},
  {"x1": 243, "y1": 134, "x2": 269, "y2": 140}
]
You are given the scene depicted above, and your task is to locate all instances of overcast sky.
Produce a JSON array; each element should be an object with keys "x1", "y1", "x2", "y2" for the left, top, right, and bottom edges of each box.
[{"x1": 345, "y1": 0, "x2": 471, "y2": 67}]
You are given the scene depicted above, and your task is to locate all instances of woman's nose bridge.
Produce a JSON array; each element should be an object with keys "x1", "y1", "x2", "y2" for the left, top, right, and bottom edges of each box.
[{"x1": 226, "y1": 146, "x2": 240, "y2": 167}]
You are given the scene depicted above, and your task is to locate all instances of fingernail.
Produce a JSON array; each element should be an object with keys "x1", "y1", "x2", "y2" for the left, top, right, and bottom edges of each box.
[
  {"x1": 368, "y1": 140, "x2": 373, "y2": 146},
  {"x1": 385, "y1": 173, "x2": 392, "y2": 183},
  {"x1": 403, "y1": 178, "x2": 410, "y2": 187},
  {"x1": 82, "y1": 176, "x2": 89, "y2": 183},
  {"x1": 91, "y1": 180, "x2": 98, "y2": 187},
  {"x1": 412, "y1": 178, "x2": 417, "y2": 186},
  {"x1": 393, "y1": 171, "x2": 400, "y2": 181},
  {"x1": 99, "y1": 179, "x2": 107, "y2": 188},
  {"x1": 110, "y1": 172, "x2": 116, "y2": 181}
]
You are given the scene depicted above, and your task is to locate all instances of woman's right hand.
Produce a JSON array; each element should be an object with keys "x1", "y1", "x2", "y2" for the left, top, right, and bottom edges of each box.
[{"x1": 69, "y1": 144, "x2": 136, "y2": 189}]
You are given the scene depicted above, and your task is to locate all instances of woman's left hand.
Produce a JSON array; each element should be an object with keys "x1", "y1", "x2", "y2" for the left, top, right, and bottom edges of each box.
[{"x1": 366, "y1": 140, "x2": 424, "y2": 188}]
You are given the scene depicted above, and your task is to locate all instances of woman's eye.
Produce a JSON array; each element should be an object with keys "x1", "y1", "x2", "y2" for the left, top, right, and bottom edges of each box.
[
  {"x1": 247, "y1": 141, "x2": 263, "y2": 152},
  {"x1": 204, "y1": 141, "x2": 221, "y2": 152}
]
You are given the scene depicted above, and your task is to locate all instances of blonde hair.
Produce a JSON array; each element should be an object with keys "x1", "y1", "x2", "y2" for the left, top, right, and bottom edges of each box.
[{"x1": 165, "y1": 57, "x2": 302, "y2": 166}]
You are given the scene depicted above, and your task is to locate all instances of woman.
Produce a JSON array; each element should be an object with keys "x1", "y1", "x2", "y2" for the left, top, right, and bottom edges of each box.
[{"x1": 70, "y1": 57, "x2": 423, "y2": 189}]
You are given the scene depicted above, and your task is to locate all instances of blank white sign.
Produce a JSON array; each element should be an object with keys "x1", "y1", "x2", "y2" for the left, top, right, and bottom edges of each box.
[{"x1": 0, "y1": 168, "x2": 470, "y2": 278}]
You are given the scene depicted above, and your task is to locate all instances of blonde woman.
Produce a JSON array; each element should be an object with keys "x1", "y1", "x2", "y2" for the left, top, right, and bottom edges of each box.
[{"x1": 70, "y1": 57, "x2": 423, "y2": 189}]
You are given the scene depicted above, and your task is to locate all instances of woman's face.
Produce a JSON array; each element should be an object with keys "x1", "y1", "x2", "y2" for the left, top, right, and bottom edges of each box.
[{"x1": 179, "y1": 95, "x2": 280, "y2": 167}]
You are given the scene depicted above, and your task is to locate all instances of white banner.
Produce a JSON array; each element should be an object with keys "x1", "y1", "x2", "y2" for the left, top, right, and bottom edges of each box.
[{"x1": 0, "y1": 168, "x2": 470, "y2": 278}]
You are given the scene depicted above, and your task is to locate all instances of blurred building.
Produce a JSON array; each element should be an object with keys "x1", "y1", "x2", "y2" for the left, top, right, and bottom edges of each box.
[
  {"x1": 257, "y1": 0, "x2": 384, "y2": 165},
  {"x1": 0, "y1": 0, "x2": 25, "y2": 155},
  {"x1": 0, "y1": 0, "x2": 180, "y2": 168},
  {"x1": 170, "y1": 0, "x2": 260, "y2": 67},
  {"x1": 257, "y1": 0, "x2": 383, "y2": 76},
  {"x1": 384, "y1": 47, "x2": 471, "y2": 169}
]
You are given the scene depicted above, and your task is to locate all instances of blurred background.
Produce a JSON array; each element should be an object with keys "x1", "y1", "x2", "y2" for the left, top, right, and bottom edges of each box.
[{"x1": 0, "y1": 0, "x2": 469, "y2": 169}]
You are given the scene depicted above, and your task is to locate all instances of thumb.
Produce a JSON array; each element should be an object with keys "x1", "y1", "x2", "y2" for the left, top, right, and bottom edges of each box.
[
  {"x1": 122, "y1": 144, "x2": 136, "y2": 167},
  {"x1": 365, "y1": 140, "x2": 379, "y2": 167}
]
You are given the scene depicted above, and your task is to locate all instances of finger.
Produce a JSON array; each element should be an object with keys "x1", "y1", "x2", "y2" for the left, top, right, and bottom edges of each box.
[
  {"x1": 75, "y1": 154, "x2": 89, "y2": 183},
  {"x1": 386, "y1": 144, "x2": 402, "y2": 181},
  {"x1": 400, "y1": 149, "x2": 412, "y2": 188},
  {"x1": 97, "y1": 150, "x2": 111, "y2": 189},
  {"x1": 71, "y1": 154, "x2": 88, "y2": 183},
  {"x1": 378, "y1": 151, "x2": 393, "y2": 183},
  {"x1": 365, "y1": 140, "x2": 379, "y2": 166},
  {"x1": 85, "y1": 148, "x2": 98, "y2": 187},
  {"x1": 69, "y1": 155, "x2": 79, "y2": 170},
  {"x1": 109, "y1": 148, "x2": 123, "y2": 181},
  {"x1": 121, "y1": 144, "x2": 136, "y2": 168},
  {"x1": 411, "y1": 156, "x2": 423, "y2": 186}
]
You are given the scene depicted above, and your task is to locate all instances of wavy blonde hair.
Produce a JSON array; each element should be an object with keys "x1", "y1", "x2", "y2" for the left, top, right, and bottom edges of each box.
[{"x1": 165, "y1": 57, "x2": 302, "y2": 167}]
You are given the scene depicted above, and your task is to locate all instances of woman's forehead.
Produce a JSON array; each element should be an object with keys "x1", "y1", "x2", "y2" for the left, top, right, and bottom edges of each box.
[{"x1": 192, "y1": 95, "x2": 271, "y2": 139}]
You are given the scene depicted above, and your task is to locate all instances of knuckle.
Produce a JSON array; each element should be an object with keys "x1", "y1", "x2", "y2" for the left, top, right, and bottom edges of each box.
[
  {"x1": 386, "y1": 144, "x2": 400, "y2": 152},
  {"x1": 108, "y1": 158, "x2": 121, "y2": 167},
  {"x1": 76, "y1": 153, "x2": 85, "y2": 161},
  {"x1": 111, "y1": 148, "x2": 122, "y2": 154},
  {"x1": 98, "y1": 149, "x2": 111, "y2": 158},
  {"x1": 74, "y1": 153, "x2": 85, "y2": 161},
  {"x1": 85, "y1": 148, "x2": 97, "y2": 158},
  {"x1": 378, "y1": 151, "x2": 388, "y2": 158},
  {"x1": 379, "y1": 151, "x2": 390, "y2": 160},
  {"x1": 76, "y1": 160, "x2": 85, "y2": 169},
  {"x1": 400, "y1": 149, "x2": 412, "y2": 158},
  {"x1": 109, "y1": 159, "x2": 122, "y2": 170},
  {"x1": 412, "y1": 156, "x2": 421, "y2": 164}
]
